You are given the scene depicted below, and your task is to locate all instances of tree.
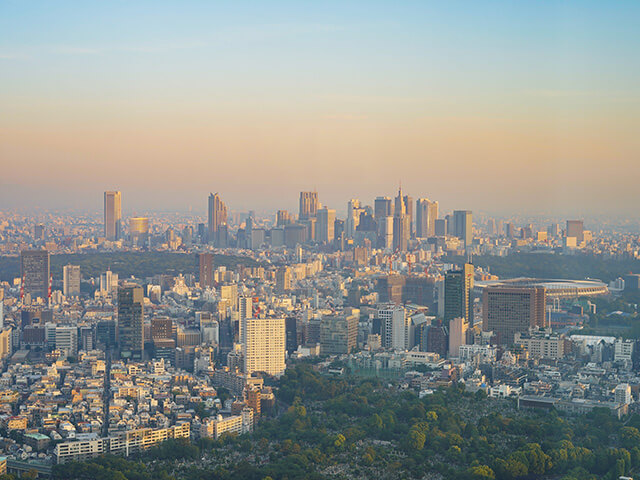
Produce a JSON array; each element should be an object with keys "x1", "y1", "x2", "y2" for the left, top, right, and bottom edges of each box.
[{"x1": 466, "y1": 465, "x2": 496, "y2": 479}]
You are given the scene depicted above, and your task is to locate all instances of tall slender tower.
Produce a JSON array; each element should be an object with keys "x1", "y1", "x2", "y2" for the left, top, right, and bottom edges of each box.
[
  {"x1": 444, "y1": 263, "x2": 474, "y2": 323},
  {"x1": 453, "y1": 210, "x2": 473, "y2": 248},
  {"x1": 207, "y1": 193, "x2": 228, "y2": 246},
  {"x1": 416, "y1": 199, "x2": 439, "y2": 238},
  {"x1": 316, "y1": 207, "x2": 335, "y2": 244},
  {"x1": 393, "y1": 188, "x2": 409, "y2": 251},
  {"x1": 117, "y1": 284, "x2": 144, "y2": 360},
  {"x1": 104, "y1": 191, "x2": 122, "y2": 241}
]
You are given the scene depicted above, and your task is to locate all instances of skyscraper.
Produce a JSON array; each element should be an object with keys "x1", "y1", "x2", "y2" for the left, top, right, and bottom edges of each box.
[
  {"x1": 316, "y1": 207, "x2": 335, "y2": 244},
  {"x1": 299, "y1": 191, "x2": 319, "y2": 220},
  {"x1": 117, "y1": 284, "x2": 144, "y2": 360},
  {"x1": 403, "y1": 194, "x2": 414, "y2": 238},
  {"x1": 416, "y1": 198, "x2": 438, "y2": 238},
  {"x1": 242, "y1": 316, "x2": 285, "y2": 377},
  {"x1": 566, "y1": 220, "x2": 585, "y2": 244},
  {"x1": 453, "y1": 210, "x2": 473, "y2": 248},
  {"x1": 392, "y1": 189, "x2": 410, "y2": 251},
  {"x1": 104, "y1": 191, "x2": 122, "y2": 241},
  {"x1": 483, "y1": 286, "x2": 546, "y2": 345},
  {"x1": 448, "y1": 317, "x2": 468, "y2": 358},
  {"x1": 346, "y1": 199, "x2": 363, "y2": 239},
  {"x1": 63, "y1": 265, "x2": 81, "y2": 298},
  {"x1": 21, "y1": 250, "x2": 50, "y2": 300},
  {"x1": 197, "y1": 253, "x2": 214, "y2": 288},
  {"x1": 444, "y1": 263, "x2": 474, "y2": 323},
  {"x1": 129, "y1": 217, "x2": 149, "y2": 247},
  {"x1": 374, "y1": 196, "x2": 392, "y2": 221},
  {"x1": 207, "y1": 193, "x2": 228, "y2": 246}
]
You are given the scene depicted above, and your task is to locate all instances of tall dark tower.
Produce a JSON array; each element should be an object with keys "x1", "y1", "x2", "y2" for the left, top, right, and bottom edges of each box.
[
  {"x1": 198, "y1": 252, "x2": 214, "y2": 288},
  {"x1": 104, "y1": 191, "x2": 122, "y2": 241},
  {"x1": 207, "y1": 193, "x2": 228, "y2": 246},
  {"x1": 444, "y1": 263, "x2": 474, "y2": 323},
  {"x1": 21, "y1": 250, "x2": 50, "y2": 300},
  {"x1": 117, "y1": 284, "x2": 144, "y2": 360}
]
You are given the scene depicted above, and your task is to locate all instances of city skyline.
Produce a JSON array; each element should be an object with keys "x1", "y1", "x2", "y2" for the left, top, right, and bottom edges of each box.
[{"x1": 1, "y1": 1, "x2": 640, "y2": 216}]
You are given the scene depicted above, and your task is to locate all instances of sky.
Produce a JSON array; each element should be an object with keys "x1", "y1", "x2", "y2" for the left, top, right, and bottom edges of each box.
[{"x1": 1, "y1": 1, "x2": 639, "y2": 217}]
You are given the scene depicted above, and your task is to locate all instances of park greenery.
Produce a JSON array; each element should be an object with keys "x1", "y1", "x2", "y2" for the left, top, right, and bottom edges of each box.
[
  {"x1": 50, "y1": 363, "x2": 640, "y2": 480},
  {"x1": 0, "y1": 252, "x2": 261, "y2": 282}
]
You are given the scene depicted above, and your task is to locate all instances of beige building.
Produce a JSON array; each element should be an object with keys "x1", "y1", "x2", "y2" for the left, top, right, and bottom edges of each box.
[
  {"x1": 55, "y1": 424, "x2": 190, "y2": 464},
  {"x1": 200, "y1": 409, "x2": 253, "y2": 439},
  {"x1": 448, "y1": 317, "x2": 468, "y2": 359},
  {"x1": 242, "y1": 316, "x2": 285, "y2": 377},
  {"x1": 514, "y1": 329, "x2": 566, "y2": 360}
]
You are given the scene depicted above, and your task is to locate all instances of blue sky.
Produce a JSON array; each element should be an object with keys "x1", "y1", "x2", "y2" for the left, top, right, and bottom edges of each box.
[{"x1": 1, "y1": 1, "x2": 639, "y2": 215}]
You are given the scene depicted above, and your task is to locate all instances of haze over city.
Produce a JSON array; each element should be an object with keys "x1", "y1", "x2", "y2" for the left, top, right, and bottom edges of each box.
[{"x1": 2, "y1": 1, "x2": 639, "y2": 216}]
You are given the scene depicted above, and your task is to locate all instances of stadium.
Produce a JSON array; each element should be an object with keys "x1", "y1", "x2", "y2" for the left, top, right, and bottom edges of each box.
[{"x1": 474, "y1": 278, "x2": 609, "y2": 298}]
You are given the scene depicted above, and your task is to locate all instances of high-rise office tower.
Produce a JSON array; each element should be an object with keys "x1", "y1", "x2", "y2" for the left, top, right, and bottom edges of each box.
[
  {"x1": 374, "y1": 196, "x2": 392, "y2": 221},
  {"x1": 444, "y1": 263, "x2": 474, "y2": 323},
  {"x1": 416, "y1": 198, "x2": 439, "y2": 238},
  {"x1": 285, "y1": 317, "x2": 299, "y2": 354},
  {"x1": 320, "y1": 314, "x2": 358, "y2": 355},
  {"x1": 117, "y1": 284, "x2": 144, "y2": 360},
  {"x1": 379, "y1": 216, "x2": 393, "y2": 249},
  {"x1": 63, "y1": 265, "x2": 81, "y2": 298},
  {"x1": 566, "y1": 220, "x2": 585, "y2": 244},
  {"x1": 21, "y1": 250, "x2": 50, "y2": 300},
  {"x1": 197, "y1": 253, "x2": 214, "y2": 288},
  {"x1": 392, "y1": 189, "x2": 410, "y2": 251},
  {"x1": 483, "y1": 286, "x2": 546, "y2": 345},
  {"x1": 453, "y1": 210, "x2": 473, "y2": 248},
  {"x1": 104, "y1": 191, "x2": 122, "y2": 241},
  {"x1": 434, "y1": 218, "x2": 447, "y2": 237},
  {"x1": 377, "y1": 304, "x2": 407, "y2": 350},
  {"x1": 316, "y1": 207, "x2": 335, "y2": 244},
  {"x1": 346, "y1": 199, "x2": 364, "y2": 239},
  {"x1": 241, "y1": 316, "x2": 286, "y2": 377},
  {"x1": 275, "y1": 267, "x2": 291, "y2": 293},
  {"x1": 100, "y1": 269, "x2": 118, "y2": 295},
  {"x1": 299, "y1": 191, "x2": 319, "y2": 220},
  {"x1": 129, "y1": 217, "x2": 149, "y2": 246},
  {"x1": 276, "y1": 210, "x2": 292, "y2": 226},
  {"x1": 403, "y1": 195, "x2": 414, "y2": 238},
  {"x1": 207, "y1": 193, "x2": 228, "y2": 246},
  {"x1": 448, "y1": 317, "x2": 468, "y2": 358}
]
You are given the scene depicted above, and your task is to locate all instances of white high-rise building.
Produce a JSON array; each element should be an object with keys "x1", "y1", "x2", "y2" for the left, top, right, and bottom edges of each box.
[
  {"x1": 238, "y1": 296, "x2": 253, "y2": 344},
  {"x1": 100, "y1": 270, "x2": 118, "y2": 295},
  {"x1": 377, "y1": 304, "x2": 408, "y2": 351},
  {"x1": 614, "y1": 383, "x2": 632, "y2": 405},
  {"x1": 241, "y1": 316, "x2": 285, "y2": 377},
  {"x1": 63, "y1": 265, "x2": 81, "y2": 298}
]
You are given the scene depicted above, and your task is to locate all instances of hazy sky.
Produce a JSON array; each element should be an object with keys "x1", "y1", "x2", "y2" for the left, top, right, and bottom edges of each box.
[{"x1": 1, "y1": 1, "x2": 639, "y2": 217}]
